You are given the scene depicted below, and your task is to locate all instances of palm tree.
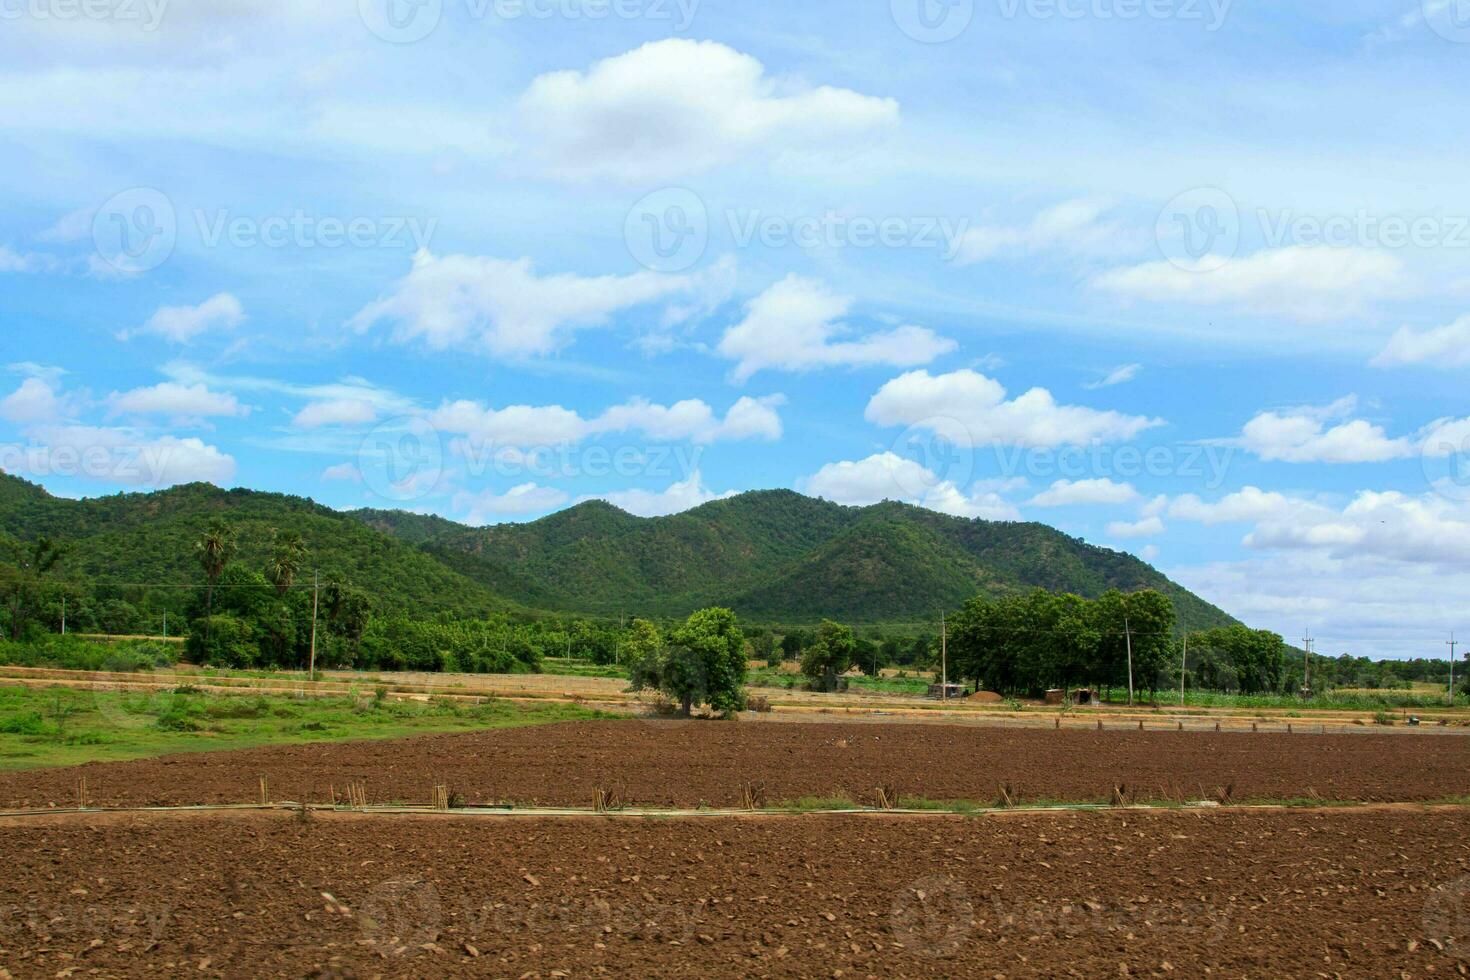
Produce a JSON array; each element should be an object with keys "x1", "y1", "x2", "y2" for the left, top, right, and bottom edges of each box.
[
  {"x1": 267, "y1": 531, "x2": 307, "y2": 597},
  {"x1": 195, "y1": 518, "x2": 237, "y2": 635}
]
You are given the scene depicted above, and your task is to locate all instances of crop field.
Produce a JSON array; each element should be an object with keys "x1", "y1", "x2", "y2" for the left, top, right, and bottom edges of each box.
[
  {"x1": 1, "y1": 719, "x2": 1468, "y2": 810},
  {"x1": 2, "y1": 806, "x2": 1469, "y2": 977},
  {"x1": 2, "y1": 710, "x2": 1469, "y2": 977}
]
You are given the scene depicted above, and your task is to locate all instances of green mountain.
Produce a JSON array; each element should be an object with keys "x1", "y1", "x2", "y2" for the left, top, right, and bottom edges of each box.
[
  {"x1": 367, "y1": 489, "x2": 1237, "y2": 632},
  {"x1": 0, "y1": 474, "x2": 508, "y2": 619},
  {"x1": 0, "y1": 473, "x2": 1238, "y2": 632}
]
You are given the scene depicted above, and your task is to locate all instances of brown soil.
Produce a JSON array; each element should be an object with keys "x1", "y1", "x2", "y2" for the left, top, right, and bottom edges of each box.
[
  {"x1": 1, "y1": 721, "x2": 1466, "y2": 810},
  {"x1": 1, "y1": 807, "x2": 1468, "y2": 978}
]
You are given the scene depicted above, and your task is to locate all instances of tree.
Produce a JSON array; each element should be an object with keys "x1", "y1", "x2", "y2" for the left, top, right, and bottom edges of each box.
[
  {"x1": 801, "y1": 619, "x2": 857, "y2": 692},
  {"x1": 2, "y1": 536, "x2": 64, "y2": 640},
  {"x1": 266, "y1": 530, "x2": 307, "y2": 597},
  {"x1": 627, "y1": 608, "x2": 747, "y2": 717},
  {"x1": 195, "y1": 518, "x2": 237, "y2": 636}
]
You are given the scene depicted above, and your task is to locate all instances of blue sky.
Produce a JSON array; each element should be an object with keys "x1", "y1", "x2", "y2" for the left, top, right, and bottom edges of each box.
[{"x1": 2, "y1": 0, "x2": 1469, "y2": 658}]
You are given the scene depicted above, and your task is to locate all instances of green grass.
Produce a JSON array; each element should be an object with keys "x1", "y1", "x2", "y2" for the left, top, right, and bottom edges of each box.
[
  {"x1": 0, "y1": 683, "x2": 622, "y2": 771},
  {"x1": 0, "y1": 636, "x2": 180, "y2": 673},
  {"x1": 1175, "y1": 689, "x2": 1468, "y2": 711},
  {"x1": 744, "y1": 666, "x2": 931, "y2": 696},
  {"x1": 777, "y1": 793, "x2": 860, "y2": 812},
  {"x1": 539, "y1": 658, "x2": 628, "y2": 679}
]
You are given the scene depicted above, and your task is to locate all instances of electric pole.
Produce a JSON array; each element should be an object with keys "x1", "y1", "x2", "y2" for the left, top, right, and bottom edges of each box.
[
  {"x1": 162, "y1": 611, "x2": 167, "y2": 641},
  {"x1": 940, "y1": 610, "x2": 948, "y2": 702},
  {"x1": 61, "y1": 596, "x2": 66, "y2": 636},
  {"x1": 308, "y1": 571, "x2": 320, "y2": 683},
  {"x1": 1449, "y1": 631, "x2": 1459, "y2": 706},
  {"x1": 1301, "y1": 629, "x2": 1313, "y2": 697},
  {"x1": 1180, "y1": 632, "x2": 1188, "y2": 707},
  {"x1": 1124, "y1": 615, "x2": 1135, "y2": 707}
]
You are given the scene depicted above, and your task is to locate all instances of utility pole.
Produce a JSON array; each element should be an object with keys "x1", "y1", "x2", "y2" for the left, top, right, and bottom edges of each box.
[
  {"x1": 162, "y1": 611, "x2": 167, "y2": 641},
  {"x1": 1449, "y1": 631, "x2": 1459, "y2": 705},
  {"x1": 1302, "y1": 630, "x2": 1313, "y2": 697},
  {"x1": 308, "y1": 571, "x2": 320, "y2": 683},
  {"x1": 940, "y1": 611, "x2": 948, "y2": 702},
  {"x1": 61, "y1": 596, "x2": 66, "y2": 636},
  {"x1": 1180, "y1": 632, "x2": 1188, "y2": 707},
  {"x1": 1124, "y1": 615, "x2": 1135, "y2": 707}
]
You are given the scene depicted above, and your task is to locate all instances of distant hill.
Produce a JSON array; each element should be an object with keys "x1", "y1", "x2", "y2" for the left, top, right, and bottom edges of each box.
[
  {"x1": 0, "y1": 474, "x2": 1238, "y2": 631},
  {"x1": 376, "y1": 489, "x2": 1238, "y2": 632},
  {"x1": 0, "y1": 474, "x2": 508, "y2": 619}
]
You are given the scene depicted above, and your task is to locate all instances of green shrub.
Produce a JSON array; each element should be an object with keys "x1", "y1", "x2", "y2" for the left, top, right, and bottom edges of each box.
[{"x1": 0, "y1": 711, "x2": 47, "y2": 735}]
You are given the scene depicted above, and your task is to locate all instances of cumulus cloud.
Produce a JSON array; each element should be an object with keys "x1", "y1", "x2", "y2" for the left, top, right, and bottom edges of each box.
[
  {"x1": 455, "y1": 483, "x2": 570, "y2": 524},
  {"x1": 1169, "y1": 486, "x2": 1301, "y2": 525},
  {"x1": 590, "y1": 472, "x2": 735, "y2": 518},
  {"x1": 1373, "y1": 315, "x2": 1470, "y2": 369},
  {"x1": 109, "y1": 382, "x2": 245, "y2": 421},
  {"x1": 1225, "y1": 396, "x2": 1470, "y2": 464},
  {"x1": 293, "y1": 399, "x2": 378, "y2": 429},
  {"x1": 866, "y1": 369, "x2": 1161, "y2": 448},
  {"x1": 1092, "y1": 246, "x2": 1405, "y2": 322},
  {"x1": 801, "y1": 452, "x2": 1021, "y2": 521},
  {"x1": 1106, "y1": 516, "x2": 1165, "y2": 538},
  {"x1": 949, "y1": 199, "x2": 1137, "y2": 267},
  {"x1": 718, "y1": 276, "x2": 954, "y2": 383},
  {"x1": 122, "y1": 293, "x2": 246, "y2": 344},
  {"x1": 429, "y1": 395, "x2": 784, "y2": 449},
  {"x1": 321, "y1": 462, "x2": 361, "y2": 483},
  {"x1": 1028, "y1": 478, "x2": 1139, "y2": 507},
  {"x1": 1234, "y1": 399, "x2": 1412, "y2": 464},
  {"x1": 3, "y1": 425, "x2": 235, "y2": 488},
  {"x1": 349, "y1": 251, "x2": 696, "y2": 358},
  {"x1": 515, "y1": 39, "x2": 899, "y2": 182},
  {"x1": 0, "y1": 378, "x2": 68, "y2": 424}
]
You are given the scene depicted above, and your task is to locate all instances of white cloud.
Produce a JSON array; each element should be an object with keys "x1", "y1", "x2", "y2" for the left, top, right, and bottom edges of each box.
[
  {"x1": 1373, "y1": 315, "x2": 1470, "y2": 369},
  {"x1": 429, "y1": 394, "x2": 784, "y2": 448},
  {"x1": 1092, "y1": 246, "x2": 1405, "y2": 322},
  {"x1": 801, "y1": 452, "x2": 1022, "y2": 521},
  {"x1": 321, "y1": 462, "x2": 361, "y2": 483},
  {"x1": 515, "y1": 39, "x2": 899, "y2": 182},
  {"x1": 123, "y1": 293, "x2": 246, "y2": 344},
  {"x1": 1172, "y1": 551, "x2": 1470, "y2": 660},
  {"x1": 1169, "y1": 486, "x2": 1302, "y2": 525},
  {"x1": 590, "y1": 472, "x2": 734, "y2": 518},
  {"x1": 949, "y1": 199, "x2": 1136, "y2": 267},
  {"x1": 109, "y1": 382, "x2": 245, "y2": 421},
  {"x1": 293, "y1": 399, "x2": 378, "y2": 429},
  {"x1": 1106, "y1": 515, "x2": 1165, "y2": 538},
  {"x1": 718, "y1": 276, "x2": 954, "y2": 382},
  {"x1": 455, "y1": 483, "x2": 570, "y2": 524},
  {"x1": 1028, "y1": 478, "x2": 1139, "y2": 507},
  {"x1": 1084, "y1": 363, "x2": 1142, "y2": 390},
  {"x1": 866, "y1": 369, "x2": 1162, "y2": 448},
  {"x1": 0, "y1": 245, "x2": 62, "y2": 274},
  {"x1": 0, "y1": 378, "x2": 67, "y2": 424},
  {"x1": 349, "y1": 250, "x2": 695, "y2": 358},
  {"x1": 1226, "y1": 397, "x2": 1470, "y2": 465},
  {"x1": 7, "y1": 425, "x2": 235, "y2": 488}
]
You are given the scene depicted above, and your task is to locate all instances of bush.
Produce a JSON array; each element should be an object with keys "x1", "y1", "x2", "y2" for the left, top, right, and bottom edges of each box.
[
  {"x1": 746, "y1": 695, "x2": 772, "y2": 713},
  {"x1": 0, "y1": 711, "x2": 47, "y2": 735},
  {"x1": 186, "y1": 615, "x2": 258, "y2": 668}
]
